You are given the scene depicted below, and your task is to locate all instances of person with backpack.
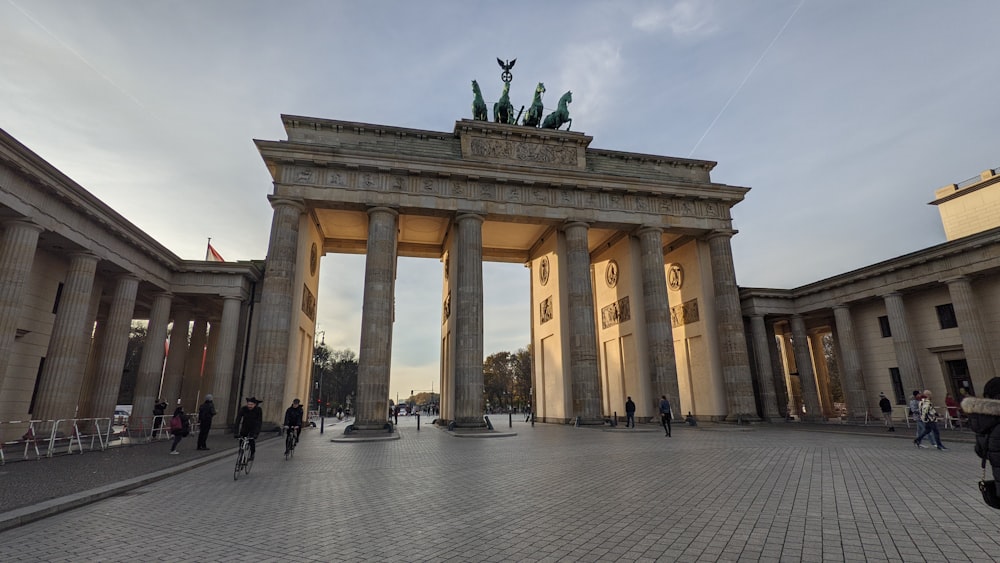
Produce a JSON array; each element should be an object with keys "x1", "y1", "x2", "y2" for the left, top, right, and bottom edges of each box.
[
  {"x1": 914, "y1": 390, "x2": 946, "y2": 450},
  {"x1": 168, "y1": 406, "x2": 190, "y2": 455}
]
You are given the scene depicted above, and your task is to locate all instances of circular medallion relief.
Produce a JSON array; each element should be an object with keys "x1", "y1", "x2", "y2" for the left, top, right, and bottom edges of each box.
[
  {"x1": 309, "y1": 243, "x2": 318, "y2": 277},
  {"x1": 605, "y1": 260, "x2": 619, "y2": 288},
  {"x1": 668, "y1": 264, "x2": 684, "y2": 291},
  {"x1": 539, "y1": 257, "x2": 550, "y2": 286}
]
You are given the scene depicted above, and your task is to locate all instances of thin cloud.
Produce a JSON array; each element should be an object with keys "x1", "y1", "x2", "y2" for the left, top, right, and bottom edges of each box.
[{"x1": 631, "y1": 1, "x2": 719, "y2": 36}]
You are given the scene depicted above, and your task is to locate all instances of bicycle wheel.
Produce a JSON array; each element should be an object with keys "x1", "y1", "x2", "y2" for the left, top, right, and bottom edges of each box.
[
  {"x1": 233, "y1": 448, "x2": 244, "y2": 481},
  {"x1": 244, "y1": 443, "x2": 254, "y2": 474}
]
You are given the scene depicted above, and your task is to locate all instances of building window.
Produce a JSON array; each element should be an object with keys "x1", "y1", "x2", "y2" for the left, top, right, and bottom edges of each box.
[
  {"x1": 889, "y1": 367, "x2": 903, "y2": 404},
  {"x1": 936, "y1": 303, "x2": 957, "y2": 329},
  {"x1": 878, "y1": 315, "x2": 891, "y2": 338}
]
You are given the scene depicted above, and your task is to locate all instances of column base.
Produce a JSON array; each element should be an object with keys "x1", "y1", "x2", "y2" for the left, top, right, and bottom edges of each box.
[{"x1": 724, "y1": 413, "x2": 761, "y2": 424}]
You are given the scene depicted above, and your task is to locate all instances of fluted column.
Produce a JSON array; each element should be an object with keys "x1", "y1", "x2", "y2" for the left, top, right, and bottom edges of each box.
[
  {"x1": 354, "y1": 207, "x2": 398, "y2": 431},
  {"x1": 767, "y1": 321, "x2": 790, "y2": 414},
  {"x1": 563, "y1": 221, "x2": 602, "y2": 423},
  {"x1": 790, "y1": 315, "x2": 822, "y2": 421},
  {"x1": 161, "y1": 306, "x2": 191, "y2": 406},
  {"x1": 89, "y1": 275, "x2": 139, "y2": 419},
  {"x1": 0, "y1": 219, "x2": 43, "y2": 392},
  {"x1": 210, "y1": 296, "x2": 243, "y2": 424},
  {"x1": 252, "y1": 197, "x2": 305, "y2": 425},
  {"x1": 749, "y1": 315, "x2": 780, "y2": 419},
  {"x1": 200, "y1": 317, "x2": 220, "y2": 400},
  {"x1": 133, "y1": 292, "x2": 172, "y2": 424},
  {"x1": 32, "y1": 252, "x2": 99, "y2": 420},
  {"x1": 883, "y1": 292, "x2": 923, "y2": 393},
  {"x1": 180, "y1": 317, "x2": 208, "y2": 410},
  {"x1": 453, "y1": 214, "x2": 486, "y2": 427},
  {"x1": 706, "y1": 231, "x2": 757, "y2": 420},
  {"x1": 945, "y1": 277, "x2": 995, "y2": 387},
  {"x1": 832, "y1": 305, "x2": 867, "y2": 420},
  {"x1": 637, "y1": 226, "x2": 680, "y2": 410}
]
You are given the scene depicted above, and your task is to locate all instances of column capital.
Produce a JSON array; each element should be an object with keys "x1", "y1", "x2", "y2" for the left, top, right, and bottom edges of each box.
[
  {"x1": 562, "y1": 220, "x2": 590, "y2": 232},
  {"x1": 367, "y1": 206, "x2": 399, "y2": 218},
  {"x1": 267, "y1": 196, "x2": 306, "y2": 213},
  {"x1": 882, "y1": 291, "x2": 902, "y2": 299},
  {"x1": 2, "y1": 218, "x2": 44, "y2": 234},
  {"x1": 832, "y1": 303, "x2": 850, "y2": 311},
  {"x1": 455, "y1": 212, "x2": 485, "y2": 224},
  {"x1": 705, "y1": 228, "x2": 738, "y2": 241},
  {"x1": 634, "y1": 225, "x2": 664, "y2": 237},
  {"x1": 942, "y1": 276, "x2": 970, "y2": 286},
  {"x1": 67, "y1": 250, "x2": 99, "y2": 262}
]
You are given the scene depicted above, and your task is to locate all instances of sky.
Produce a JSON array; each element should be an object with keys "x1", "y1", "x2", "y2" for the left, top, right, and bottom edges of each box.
[{"x1": 4, "y1": 1, "x2": 1000, "y2": 403}]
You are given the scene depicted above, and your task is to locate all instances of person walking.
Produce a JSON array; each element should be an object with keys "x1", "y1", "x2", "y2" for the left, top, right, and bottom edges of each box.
[
  {"x1": 915, "y1": 390, "x2": 946, "y2": 450},
  {"x1": 196, "y1": 394, "x2": 216, "y2": 450},
  {"x1": 909, "y1": 390, "x2": 936, "y2": 447},
  {"x1": 659, "y1": 395, "x2": 672, "y2": 437},
  {"x1": 962, "y1": 377, "x2": 1000, "y2": 502},
  {"x1": 879, "y1": 392, "x2": 895, "y2": 432},
  {"x1": 625, "y1": 396, "x2": 636, "y2": 428},
  {"x1": 234, "y1": 397, "x2": 263, "y2": 460},
  {"x1": 168, "y1": 406, "x2": 189, "y2": 455}
]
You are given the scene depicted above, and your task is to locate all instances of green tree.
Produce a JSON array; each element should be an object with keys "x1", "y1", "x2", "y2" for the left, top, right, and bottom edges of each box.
[
  {"x1": 312, "y1": 345, "x2": 358, "y2": 414},
  {"x1": 482, "y1": 346, "x2": 532, "y2": 412}
]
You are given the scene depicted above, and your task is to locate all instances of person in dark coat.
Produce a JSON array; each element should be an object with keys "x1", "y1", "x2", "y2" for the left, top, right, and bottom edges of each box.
[
  {"x1": 624, "y1": 396, "x2": 636, "y2": 428},
  {"x1": 283, "y1": 398, "x2": 304, "y2": 443},
  {"x1": 962, "y1": 377, "x2": 1000, "y2": 498},
  {"x1": 234, "y1": 397, "x2": 263, "y2": 460},
  {"x1": 878, "y1": 392, "x2": 895, "y2": 432},
  {"x1": 152, "y1": 398, "x2": 168, "y2": 432},
  {"x1": 168, "y1": 406, "x2": 189, "y2": 454},
  {"x1": 196, "y1": 394, "x2": 217, "y2": 450}
]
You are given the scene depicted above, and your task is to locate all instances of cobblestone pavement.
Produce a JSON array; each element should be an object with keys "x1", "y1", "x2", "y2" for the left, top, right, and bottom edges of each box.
[{"x1": 1, "y1": 416, "x2": 997, "y2": 563}]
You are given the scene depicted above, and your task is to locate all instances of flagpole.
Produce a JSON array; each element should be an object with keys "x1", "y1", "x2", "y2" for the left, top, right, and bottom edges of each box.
[{"x1": 205, "y1": 237, "x2": 211, "y2": 261}]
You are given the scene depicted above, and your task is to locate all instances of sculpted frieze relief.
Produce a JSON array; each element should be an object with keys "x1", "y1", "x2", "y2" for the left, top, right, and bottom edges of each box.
[
  {"x1": 286, "y1": 167, "x2": 729, "y2": 220},
  {"x1": 468, "y1": 137, "x2": 578, "y2": 166}
]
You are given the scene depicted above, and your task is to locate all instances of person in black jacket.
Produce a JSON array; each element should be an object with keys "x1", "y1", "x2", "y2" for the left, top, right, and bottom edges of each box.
[
  {"x1": 624, "y1": 396, "x2": 636, "y2": 428},
  {"x1": 878, "y1": 392, "x2": 895, "y2": 432},
  {"x1": 234, "y1": 397, "x2": 263, "y2": 460},
  {"x1": 283, "y1": 399, "x2": 304, "y2": 443},
  {"x1": 196, "y1": 394, "x2": 217, "y2": 450},
  {"x1": 962, "y1": 377, "x2": 1000, "y2": 499}
]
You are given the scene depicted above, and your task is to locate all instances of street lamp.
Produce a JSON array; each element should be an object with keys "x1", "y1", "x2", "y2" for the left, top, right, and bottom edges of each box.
[{"x1": 314, "y1": 330, "x2": 326, "y2": 416}]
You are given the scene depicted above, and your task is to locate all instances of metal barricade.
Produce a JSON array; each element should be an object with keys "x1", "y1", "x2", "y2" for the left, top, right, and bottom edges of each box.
[{"x1": 0, "y1": 419, "x2": 43, "y2": 464}]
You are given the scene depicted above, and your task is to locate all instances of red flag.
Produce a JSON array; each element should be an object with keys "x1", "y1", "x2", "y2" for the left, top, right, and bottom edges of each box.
[{"x1": 207, "y1": 243, "x2": 225, "y2": 262}]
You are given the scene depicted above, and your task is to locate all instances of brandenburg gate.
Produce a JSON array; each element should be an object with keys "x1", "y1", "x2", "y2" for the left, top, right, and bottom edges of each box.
[{"x1": 249, "y1": 114, "x2": 758, "y2": 432}]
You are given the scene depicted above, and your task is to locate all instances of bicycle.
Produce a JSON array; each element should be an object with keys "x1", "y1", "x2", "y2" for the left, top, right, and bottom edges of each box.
[
  {"x1": 233, "y1": 436, "x2": 255, "y2": 480},
  {"x1": 284, "y1": 426, "x2": 299, "y2": 460}
]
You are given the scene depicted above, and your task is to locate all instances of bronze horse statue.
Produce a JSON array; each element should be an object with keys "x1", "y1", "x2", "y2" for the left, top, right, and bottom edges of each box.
[
  {"x1": 541, "y1": 90, "x2": 572, "y2": 130},
  {"x1": 522, "y1": 82, "x2": 546, "y2": 127},
  {"x1": 471, "y1": 80, "x2": 488, "y2": 121},
  {"x1": 493, "y1": 81, "x2": 515, "y2": 124}
]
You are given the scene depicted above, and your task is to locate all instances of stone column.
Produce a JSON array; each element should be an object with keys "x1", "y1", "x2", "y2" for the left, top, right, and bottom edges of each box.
[
  {"x1": 181, "y1": 317, "x2": 208, "y2": 410},
  {"x1": 354, "y1": 207, "x2": 398, "y2": 431},
  {"x1": 32, "y1": 252, "x2": 99, "y2": 421},
  {"x1": 453, "y1": 214, "x2": 486, "y2": 427},
  {"x1": 161, "y1": 306, "x2": 191, "y2": 406},
  {"x1": 766, "y1": 321, "x2": 790, "y2": 415},
  {"x1": 0, "y1": 219, "x2": 43, "y2": 392},
  {"x1": 944, "y1": 277, "x2": 995, "y2": 386},
  {"x1": 563, "y1": 221, "x2": 603, "y2": 423},
  {"x1": 636, "y1": 226, "x2": 680, "y2": 410},
  {"x1": 210, "y1": 296, "x2": 243, "y2": 424},
  {"x1": 88, "y1": 275, "x2": 139, "y2": 419},
  {"x1": 251, "y1": 197, "x2": 304, "y2": 425},
  {"x1": 749, "y1": 315, "x2": 780, "y2": 419},
  {"x1": 883, "y1": 292, "x2": 923, "y2": 393},
  {"x1": 832, "y1": 304, "x2": 867, "y2": 420},
  {"x1": 706, "y1": 231, "x2": 757, "y2": 420},
  {"x1": 790, "y1": 315, "x2": 822, "y2": 421},
  {"x1": 133, "y1": 292, "x2": 172, "y2": 425}
]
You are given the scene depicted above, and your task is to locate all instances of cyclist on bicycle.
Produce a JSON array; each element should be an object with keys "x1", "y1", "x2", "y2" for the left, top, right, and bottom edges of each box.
[
  {"x1": 283, "y1": 398, "x2": 304, "y2": 444},
  {"x1": 234, "y1": 396, "x2": 263, "y2": 460}
]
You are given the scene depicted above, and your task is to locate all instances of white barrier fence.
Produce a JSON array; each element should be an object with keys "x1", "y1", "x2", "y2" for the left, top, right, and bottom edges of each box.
[{"x1": 0, "y1": 414, "x2": 199, "y2": 465}]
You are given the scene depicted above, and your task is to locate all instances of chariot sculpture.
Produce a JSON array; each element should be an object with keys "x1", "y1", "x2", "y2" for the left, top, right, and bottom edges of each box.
[{"x1": 469, "y1": 59, "x2": 572, "y2": 131}]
